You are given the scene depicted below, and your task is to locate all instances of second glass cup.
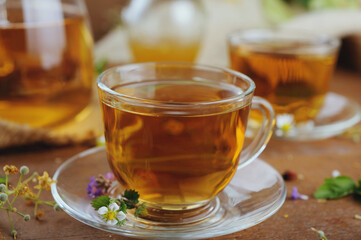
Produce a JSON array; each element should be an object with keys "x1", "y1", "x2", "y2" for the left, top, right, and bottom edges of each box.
[
  {"x1": 98, "y1": 63, "x2": 274, "y2": 224},
  {"x1": 228, "y1": 28, "x2": 340, "y2": 137}
]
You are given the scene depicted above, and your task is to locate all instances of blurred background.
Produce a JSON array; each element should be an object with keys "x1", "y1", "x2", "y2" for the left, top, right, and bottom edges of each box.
[
  {"x1": 86, "y1": 0, "x2": 128, "y2": 42},
  {"x1": 86, "y1": 0, "x2": 361, "y2": 73},
  {"x1": 1, "y1": 0, "x2": 360, "y2": 149}
]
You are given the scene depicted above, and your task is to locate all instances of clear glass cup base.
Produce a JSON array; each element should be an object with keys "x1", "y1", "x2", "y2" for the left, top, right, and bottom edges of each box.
[
  {"x1": 248, "y1": 92, "x2": 361, "y2": 141},
  {"x1": 109, "y1": 182, "x2": 221, "y2": 226},
  {"x1": 51, "y1": 147, "x2": 286, "y2": 239}
]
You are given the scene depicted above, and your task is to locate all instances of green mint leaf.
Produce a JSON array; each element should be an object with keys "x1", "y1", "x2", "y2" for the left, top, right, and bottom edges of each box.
[
  {"x1": 355, "y1": 179, "x2": 361, "y2": 196},
  {"x1": 120, "y1": 200, "x2": 127, "y2": 214},
  {"x1": 94, "y1": 58, "x2": 108, "y2": 75},
  {"x1": 0, "y1": 176, "x2": 5, "y2": 184},
  {"x1": 134, "y1": 203, "x2": 148, "y2": 218},
  {"x1": 314, "y1": 176, "x2": 356, "y2": 199},
  {"x1": 123, "y1": 189, "x2": 139, "y2": 209},
  {"x1": 91, "y1": 196, "x2": 111, "y2": 210}
]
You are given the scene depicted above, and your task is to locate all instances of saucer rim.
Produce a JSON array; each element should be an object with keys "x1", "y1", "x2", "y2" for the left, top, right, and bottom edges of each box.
[
  {"x1": 274, "y1": 92, "x2": 361, "y2": 141},
  {"x1": 51, "y1": 146, "x2": 286, "y2": 240}
]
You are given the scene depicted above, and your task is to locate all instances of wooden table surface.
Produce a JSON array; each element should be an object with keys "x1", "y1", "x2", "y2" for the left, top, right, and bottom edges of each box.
[{"x1": 0, "y1": 69, "x2": 360, "y2": 240}]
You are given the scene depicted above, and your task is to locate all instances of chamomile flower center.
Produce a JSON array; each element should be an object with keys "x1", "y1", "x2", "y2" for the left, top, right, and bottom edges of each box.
[
  {"x1": 275, "y1": 114, "x2": 294, "y2": 136},
  {"x1": 281, "y1": 124, "x2": 291, "y2": 132},
  {"x1": 106, "y1": 211, "x2": 116, "y2": 220}
]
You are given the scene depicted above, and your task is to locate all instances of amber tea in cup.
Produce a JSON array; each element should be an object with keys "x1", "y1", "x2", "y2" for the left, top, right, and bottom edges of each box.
[
  {"x1": 0, "y1": 0, "x2": 93, "y2": 128},
  {"x1": 228, "y1": 29, "x2": 340, "y2": 124},
  {"x1": 98, "y1": 63, "x2": 274, "y2": 223}
]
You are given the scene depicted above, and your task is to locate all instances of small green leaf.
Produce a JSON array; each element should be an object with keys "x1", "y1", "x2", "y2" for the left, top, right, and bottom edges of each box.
[
  {"x1": 123, "y1": 189, "x2": 139, "y2": 209},
  {"x1": 314, "y1": 176, "x2": 356, "y2": 199},
  {"x1": 117, "y1": 219, "x2": 126, "y2": 226},
  {"x1": 123, "y1": 189, "x2": 140, "y2": 202},
  {"x1": 91, "y1": 196, "x2": 111, "y2": 210},
  {"x1": 94, "y1": 58, "x2": 108, "y2": 75},
  {"x1": 0, "y1": 176, "x2": 5, "y2": 184},
  {"x1": 120, "y1": 200, "x2": 127, "y2": 214},
  {"x1": 134, "y1": 203, "x2": 148, "y2": 218}
]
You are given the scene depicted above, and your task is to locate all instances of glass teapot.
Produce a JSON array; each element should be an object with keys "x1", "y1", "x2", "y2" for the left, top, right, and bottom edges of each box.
[
  {"x1": 122, "y1": 0, "x2": 205, "y2": 63},
  {"x1": 0, "y1": 0, "x2": 93, "y2": 128}
]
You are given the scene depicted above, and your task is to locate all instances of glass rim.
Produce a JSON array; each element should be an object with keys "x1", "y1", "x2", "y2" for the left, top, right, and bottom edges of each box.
[
  {"x1": 227, "y1": 27, "x2": 341, "y2": 50},
  {"x1": 97, "y1": 62, "x2": 255, "y2": 109}
]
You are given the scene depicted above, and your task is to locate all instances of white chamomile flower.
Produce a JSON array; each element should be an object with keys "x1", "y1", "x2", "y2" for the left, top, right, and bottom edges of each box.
[
  {"x1": 98, "y1": 202, "x2": 126, "y2": 225},
  {"x1": 96, "y1": 135, "x2": 106, "y2": 147},
  {"x1": 276, "y1": 114, "x2": 294, "y2": 130},
  {"x1": 332, "y1": 170, "x2": 341, "y2": 178},
  {"x1": 275, "y1": 114, "x2": 294, "y2": 136}
]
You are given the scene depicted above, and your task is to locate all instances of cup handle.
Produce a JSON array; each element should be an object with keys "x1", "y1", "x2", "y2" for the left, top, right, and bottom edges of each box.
[{"x1": 238, "y1": 96, "x2": 275, "y2": 169}]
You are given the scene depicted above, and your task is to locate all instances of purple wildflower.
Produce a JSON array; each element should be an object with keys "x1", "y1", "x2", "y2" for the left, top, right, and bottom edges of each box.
[
  {"x1": 105, "y1": 172, "x2": 115, "y2": 181},
  {"x1": 86, "y1": 172, "x2": 115, "y2": 198},
  {"x1": 291, "y1": 186, "x2": 309, "y2": 200},
  {"x1": 87, "y1": 176, "x2": 103, "y2": 198}
]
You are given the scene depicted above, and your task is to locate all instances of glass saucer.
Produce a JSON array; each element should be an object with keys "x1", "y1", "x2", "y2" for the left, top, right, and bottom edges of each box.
[
  {"x1": 273, "y1": 92, "x2": 361, "y2": 141},
  {"x1": 51, "y1": 147, "x2": 286, "y2": 240}
]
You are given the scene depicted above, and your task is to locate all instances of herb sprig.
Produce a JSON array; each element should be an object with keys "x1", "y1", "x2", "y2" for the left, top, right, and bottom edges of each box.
[
  {"x1": 0, "y1": 165, "x2": 59, "y2": 239},
  {"x1": 91, "y1": 189, "x2": 147, "y2": 226},
  {"x1": 0, "y1": 176, "x2": 5, "y2": 184},
  {"x1": 311, "y1": 227, "x2": 328, "y2": 240}
]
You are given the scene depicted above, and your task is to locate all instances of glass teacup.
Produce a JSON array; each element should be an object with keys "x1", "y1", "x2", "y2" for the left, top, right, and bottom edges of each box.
[
  {"x1": 228, "y1": 28, "x2": 340, "y2": 137},
  {"x1": 97, "y1": 63, "x2": 274, "y2": 223}
]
